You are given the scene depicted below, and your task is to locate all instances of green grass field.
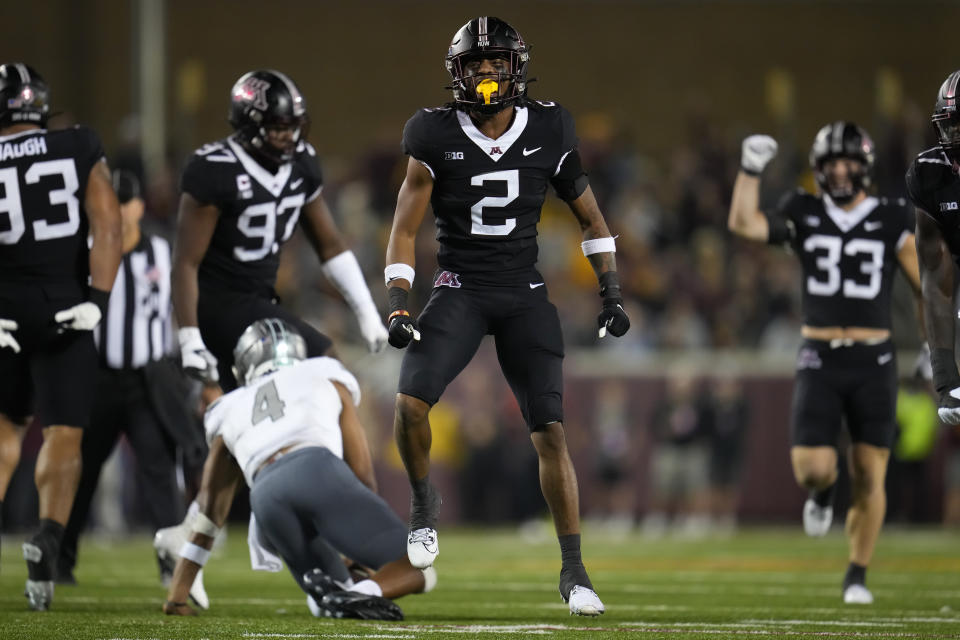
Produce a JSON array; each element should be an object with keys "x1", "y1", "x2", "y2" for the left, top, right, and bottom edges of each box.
[{"x1": 1, "y1": 525, "x2": 959, "y2": 639}]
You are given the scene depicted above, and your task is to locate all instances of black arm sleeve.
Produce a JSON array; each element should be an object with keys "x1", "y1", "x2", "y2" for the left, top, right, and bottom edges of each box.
[
  {"x1": 763, "y1": 190, "x2": 801, "y2": 245},
  {"x1": 550, "y1": 149, "x2": 589, "y2": 202}
]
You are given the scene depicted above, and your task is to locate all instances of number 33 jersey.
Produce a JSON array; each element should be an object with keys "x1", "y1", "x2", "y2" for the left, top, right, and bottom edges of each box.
[
  {"x1": 204, "y1": 357, "x2": 360, "y2": 487},
  {"x1": 402, "y1": 101, "x2": 579, "y2": 285},
  {"x1": 766, "y1": 190, "x2": 914, "y2": 329},
  {"x1": 0, "y1": 126, "x2": 105, "y2": 284},
  {"x1": 180, "y1": 136, "x2": 323, "y2": 293}
]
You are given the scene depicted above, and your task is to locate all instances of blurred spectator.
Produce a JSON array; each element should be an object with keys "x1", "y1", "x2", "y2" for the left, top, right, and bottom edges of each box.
[
  {"x1": 589, "y1": 381, "x2": 637, "y2": 533},
  {"x1": 642, "y1": 372, "x2": 712, "y2": 538},
  {"x1": 705, "y1": 377, "x2": 750, "y2": 534},
  {"x1": 886, "y1": 377, "x2": 939, "y2": 522}
]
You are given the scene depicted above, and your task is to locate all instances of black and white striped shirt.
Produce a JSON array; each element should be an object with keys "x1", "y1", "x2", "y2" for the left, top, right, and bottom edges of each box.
[{"x1": 94, "y1": 234, "x2": 173, "y2": 369}]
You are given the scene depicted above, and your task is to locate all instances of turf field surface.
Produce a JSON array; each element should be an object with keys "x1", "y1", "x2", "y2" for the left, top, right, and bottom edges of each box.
[{"x1": 1, "y1": 526, "x2": 959, "y2": 639}]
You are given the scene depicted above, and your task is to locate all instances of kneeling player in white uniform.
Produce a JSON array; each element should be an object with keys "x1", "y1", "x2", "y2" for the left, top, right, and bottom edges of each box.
[{"x1": 162, "y1": 318, "x2": 434, "y2": 619}]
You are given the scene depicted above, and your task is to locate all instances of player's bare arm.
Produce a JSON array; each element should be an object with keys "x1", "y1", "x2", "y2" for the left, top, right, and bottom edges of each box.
[
  {"x1": 300, "y1": 196, "x2": 348, "y2": 262},
  {"x1": 916, "y1": 210, "x2": 954, "y2": 353},
  {"x1": 728, "y1": 135, "x2": 779, "y2": 241},
  {"x1": 84, "y1": 159, "x2": 123, "y2": 294},
  {"x1": 566, "y1": 185, "x2": 617, "y2": 275},
  {"x1": 915, "y1": 207, "x2": 960, "y2": 422},
  {"x1": 304, "y1": 195, "x2": 389, "y2": 353},
  {"x1": 385, "y1": 158, "x2": 433, "y2": 291},
  {"x1": 163, "y1": 435, "x2": 241, "y2": 615},
  {"x1": 171, "y1": 193, "x2": 219, "y2": 329},
  {"x1": 896, "y1": 231, "x2": 927, "y2": 343},
  {"x1": 336, "y1": 382, "x2": 376, "y2": 492},
  {"x1": 383, "y1": 158, "x2": 433, "y2": 348},
  {"x1": 564, "y1": 185, "x2": 629, "y2": 338},
  {"x1": 49, "y1": 158, "x2": 124, "y2": 333},
  {"x1": 171, "y1": 192, "x2": 221, "y2": 383}
]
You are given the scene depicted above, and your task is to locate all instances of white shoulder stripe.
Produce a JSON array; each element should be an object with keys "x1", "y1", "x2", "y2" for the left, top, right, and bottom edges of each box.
[
  {"x1": 554, "y1": 149, "x2": 573, "y2": 177},
  {"x1": 918, "y1": 157, "x2": 951, "y2": 166},
  {"x1": 416, "y1": 159, "x2": 436, "y2": 179}
]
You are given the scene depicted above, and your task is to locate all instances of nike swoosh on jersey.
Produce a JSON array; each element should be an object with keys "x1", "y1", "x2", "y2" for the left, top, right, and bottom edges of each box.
[
  {"x1": 529, "y1": 282, "x2": 545, "y2": 289},
  {"x1": 290, "y1": 178, "x2": 304, "y2": 189},
  {"x1": 877, "y1": 352, "x2": 893, "y2": 365},
  {"x1": 522, "y1": 147, "x2": 542, "y2": 156}
]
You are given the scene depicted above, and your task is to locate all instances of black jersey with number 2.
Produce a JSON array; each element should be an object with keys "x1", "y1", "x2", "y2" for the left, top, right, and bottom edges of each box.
[
  {"x1": 765, "y1": 190, "x2": 914, "y2": 329},
  {"x1": 0, "y1": 126, "x2": 105, "y2": 284},
  {"x1": 402, "y1": 101, "x2": 580, "y2": 285},
  {"x1": 180, "y1": 136, "x2": 323, "y2": 294}
]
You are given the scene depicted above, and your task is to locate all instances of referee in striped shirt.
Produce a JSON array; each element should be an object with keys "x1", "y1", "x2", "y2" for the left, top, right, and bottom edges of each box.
[{"x1": 56, "y1": 171, "x2": 197, "y2": 584}]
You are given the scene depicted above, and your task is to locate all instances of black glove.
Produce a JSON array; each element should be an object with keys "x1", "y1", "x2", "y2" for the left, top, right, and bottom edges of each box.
[
  {"x1": 932, "y1": 348, "x2": 960, "y2": 424},
  {"x1": 386, "y1": 286, "x2": 421, "y2": 349},
  {"x1": 388, "y1": 311, "x2": 421, "y2": 349},
  {"x1": 597, "y1": 271, "x2": 630, "y2": 338}
]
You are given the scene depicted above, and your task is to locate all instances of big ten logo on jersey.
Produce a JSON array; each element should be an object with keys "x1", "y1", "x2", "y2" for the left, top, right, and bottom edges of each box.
[
  {"x1": 941, "y1": 201, "x2": 959, "y2": 212},
  {"x1": 236, "y1": 175, "x2": 253, "y2": 199},
  {"x1": 445, "y1": 151, "x2": 464, "y2": 160},
  {"x1": 433, "y1": 270, "x2": 461, "y2": 288}
]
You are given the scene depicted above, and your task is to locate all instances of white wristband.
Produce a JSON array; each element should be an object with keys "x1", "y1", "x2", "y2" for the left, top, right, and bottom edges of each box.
[
  {"x1": 191, "y1": 511, "x2": 220, "y2": 538},
  {"x1": 179, "y1": 541, "x2": 211, "y2": 566},
  {"x1": 384, "y1": 263, "x2": 416, "y2": 287},
  {"x1": 581, "y1": 237, "x2": 616, "y2": 256}
]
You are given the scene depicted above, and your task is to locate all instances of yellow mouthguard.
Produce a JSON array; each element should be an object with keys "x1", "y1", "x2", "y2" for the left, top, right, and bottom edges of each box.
[{"x1": 476, "y1": 79, "x2": 499, "y2": 105}]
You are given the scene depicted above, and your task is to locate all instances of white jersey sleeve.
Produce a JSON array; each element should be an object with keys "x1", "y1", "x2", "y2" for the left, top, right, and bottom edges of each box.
[{"x1": 202, "y1": 356, "x2": 361, "y2": 486}]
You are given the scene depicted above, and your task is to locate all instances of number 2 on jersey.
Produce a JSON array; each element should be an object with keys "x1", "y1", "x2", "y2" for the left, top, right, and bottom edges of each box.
[
  {"x1": 804, "y1": 234, "x2": 884, "y2": 300},
  {"x1": 252, "y1": 379, "x2": 286, "y2": 425},
  {"x1": 471, "y1": 169, "x2": 518, "y2": 236},
  {"x1": 0, "y1": 159, "x2": 80, "y2": 245}
]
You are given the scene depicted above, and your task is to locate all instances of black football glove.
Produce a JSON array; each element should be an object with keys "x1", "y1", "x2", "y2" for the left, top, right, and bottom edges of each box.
[
  {"x1": 932, "y1": 348, "x2": 960, "y2": 424},
  {"x1": 597, "y1": 271, "x2": 630, "y2": 338},
  {"x1": 386, "y1": 285, "x2": 421, "y2": 349},
  {"x1": 388, "y1": 311, "x2": 421, "y2": 349}
]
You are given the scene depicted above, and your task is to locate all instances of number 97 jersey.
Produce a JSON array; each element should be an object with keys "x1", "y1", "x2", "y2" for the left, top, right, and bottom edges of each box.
[
  {"x1": 402, "y1": 101, "x2": 580, "y2": 285},
  {"x1": 0, "y1": 126, "x2": 105, "y2": 284},
  {"x1": 180, "y1": 136, "x2": 324, "y2": 293},
  {"x1": 766, "y1": 190, "x2": 915, "y2": 329}
]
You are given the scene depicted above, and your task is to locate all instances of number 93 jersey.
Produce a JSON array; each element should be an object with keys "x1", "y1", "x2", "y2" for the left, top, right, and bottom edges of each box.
[
  {"x1": 766, "y1": 190, "x2": 914, "y2": 329},
  {"x1": 180, "y1": 136, "x2": 324, "y2": 293},
  {"x1": 402, "y1": 101, "x2": 580, "y2": 285},
  {"x1": 203, "y1": 357, "x2": 361, "y2": 487},
  {"x1": 0, "y1": 126, "x2": 105, "y2": 284}
]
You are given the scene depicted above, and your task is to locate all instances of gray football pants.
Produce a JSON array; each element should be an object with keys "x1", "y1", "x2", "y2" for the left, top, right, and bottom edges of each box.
[{"x1": 249, "y1": 446, "x2": 407, "y2": 591}]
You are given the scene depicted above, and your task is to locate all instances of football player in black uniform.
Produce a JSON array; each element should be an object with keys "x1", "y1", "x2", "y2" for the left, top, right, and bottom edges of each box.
[
  {"x1": 172, "y1": 69, "x2": 387, "y2": 393},
  {"x1": 384, "y1": 17, "x2": 629, "y2": 617},
  {"x1": 0, "y1": 63, "x2": 122, "y2": 610},
  {"x1": 908, "y1": 70, "x2": 960, "y2": 430},
  {"x1": 729, "y1": 123, "x2": 923, "y2": 604}
]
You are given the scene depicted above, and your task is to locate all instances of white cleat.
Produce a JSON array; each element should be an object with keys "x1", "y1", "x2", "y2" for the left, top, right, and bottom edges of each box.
[
  {"x1": 24, "y1": 579, "x2": 54, "y2": 611},
  {"x1": 407, "y1": 528, "x2": 438, "y2": 569},
  {"x1": 567, "y1": 585, "x2": 605, "y2": 616},
  {"x1": 843, "y1": 583, "x2": 874, "y2": 604},
  {"x1": 803, "y1": 499, "x2": 833, "y2": 537},
  {"x1": 153, "y1": 524, "x2": 210, "y2": 610}
]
